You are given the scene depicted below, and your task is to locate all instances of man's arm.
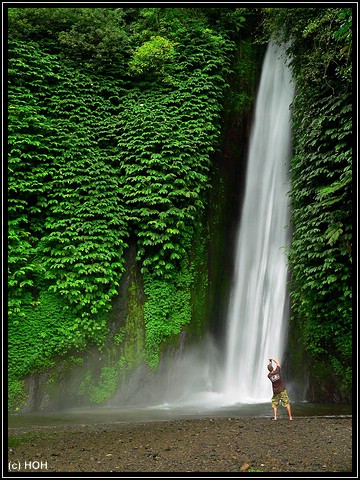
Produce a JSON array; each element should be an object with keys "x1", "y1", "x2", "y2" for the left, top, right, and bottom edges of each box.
[{"x1": 269, "y1": 358, "x2": 281, "y2": 367}]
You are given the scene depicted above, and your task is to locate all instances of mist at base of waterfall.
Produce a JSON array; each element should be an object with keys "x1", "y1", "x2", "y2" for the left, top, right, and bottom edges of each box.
[{"x1": 130, "y1": 335, "x2": 271, "y2": 410}]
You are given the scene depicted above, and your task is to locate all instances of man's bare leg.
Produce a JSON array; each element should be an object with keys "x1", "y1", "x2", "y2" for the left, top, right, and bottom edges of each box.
[{"x1": 286, "y1": 405, "x2": 293, "y2": 420}]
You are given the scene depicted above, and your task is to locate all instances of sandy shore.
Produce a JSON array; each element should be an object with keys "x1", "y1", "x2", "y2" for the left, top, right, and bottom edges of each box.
[{"x1": 8, "y1": 416, "x2": 353, "y2": 475}]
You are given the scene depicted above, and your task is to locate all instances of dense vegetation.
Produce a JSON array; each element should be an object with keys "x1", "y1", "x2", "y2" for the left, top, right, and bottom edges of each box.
[
  {"x1": 264, "y1": 8, "x2": 353, "y2": 398},
  {"x1": 7, "y1": 7, "x2": 352, "y2": 408},
  {"x1": 7, "y1": 7, "x2": 260, "y2": 408}
]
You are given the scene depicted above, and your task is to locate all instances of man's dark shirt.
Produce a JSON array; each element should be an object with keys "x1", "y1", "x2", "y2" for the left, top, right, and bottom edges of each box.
[{"x1": 267, "y1": 366, "x2": 286, "y2": 394}]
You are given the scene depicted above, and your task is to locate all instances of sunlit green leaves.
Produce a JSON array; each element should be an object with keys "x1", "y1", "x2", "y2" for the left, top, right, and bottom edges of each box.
[{"x1": 128, "y1": 35, "x2": 178, "y2": 80}]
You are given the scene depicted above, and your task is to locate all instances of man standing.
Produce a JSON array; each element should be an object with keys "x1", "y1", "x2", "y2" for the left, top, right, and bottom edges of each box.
[{"x1": 267, "y1": 358, "x2": 293, "y2": 420}]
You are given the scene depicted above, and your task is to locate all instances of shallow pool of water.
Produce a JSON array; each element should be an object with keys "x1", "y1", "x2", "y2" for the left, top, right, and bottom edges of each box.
[{"x1": 8, "y1": 402, "x2": 352, "y2": 429}]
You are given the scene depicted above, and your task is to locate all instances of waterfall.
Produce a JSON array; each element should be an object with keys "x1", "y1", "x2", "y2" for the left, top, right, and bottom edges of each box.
[
  {"x1": 123, "y1": 42, "x2": 296, "y2": 411},
  {"x1": 221, "y1": 42, "x2": 295, "y2": 404}
]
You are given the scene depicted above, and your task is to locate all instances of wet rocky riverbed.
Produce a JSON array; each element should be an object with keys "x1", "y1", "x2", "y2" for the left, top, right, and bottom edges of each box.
[{"x1": 8, "y1": 415, "x2": 353, "y2": 475}]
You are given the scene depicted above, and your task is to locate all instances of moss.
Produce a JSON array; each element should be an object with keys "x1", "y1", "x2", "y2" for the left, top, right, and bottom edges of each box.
[
  {"x1": 74, "y1": 274, "x2": 146, "y2": 405},
  {"x1": 143, "y1": 267, "x2": 193, "y2": 369},
  {"x1": 8, "y1": 378, "x2": 27, "y2": 412},
  {"x1": 187, "y1": 225, "x2": 209, "y2": 339},
  {"x1": 8, "y1": 433, "x2": 44, "y2": 449},
  {"x1": 76, "y1": 365, "x2": 118, "y2": 405},
  {"x1": 88, "y1": 366, "x2": 118, "y2": 404},
  {"x1": 117, "y1": 278, "x2": 146, "y2": 372},
  {"x1": 8, "y1": 290, "x2": 86, "y2": 384}
]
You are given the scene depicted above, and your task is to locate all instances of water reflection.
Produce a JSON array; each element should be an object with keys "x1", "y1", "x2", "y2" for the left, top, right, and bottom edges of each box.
[{"x1": 8, "y1": 402, "x2": 352, "y2": 429}]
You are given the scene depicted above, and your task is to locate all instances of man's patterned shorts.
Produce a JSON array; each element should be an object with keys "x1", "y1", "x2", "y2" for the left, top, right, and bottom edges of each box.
[{"x1": 271, "y1": 389, "x2": 290, "y2": 408}]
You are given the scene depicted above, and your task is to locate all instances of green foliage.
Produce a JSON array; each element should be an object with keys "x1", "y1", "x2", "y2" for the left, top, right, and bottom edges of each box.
[
  {"x1": 8, "y1": 7, "x2": 132, "y2": 74},
  {"x1": 117, "y1": 21, "x2": 235, "y2": 279},
  {"x1": 128, "y1": 35, "x2": 178, "y2": 81},
  {"x1": 8, "y1": 38, "x2": 129, "y2": 339},
  {"x1": 263, "y1": 8, "x2": 352, "y2": 397},
  {"x1": 187, "y1": 226, "x2": 209, "y2": 338},
  {"x1": 57, "y1": 8, "x2": 131, "y2": 72},
  {"x1": 7, "y1": 5, "x2": 353, "y2": 407},
  {"x1": 8, "y1": 378, "x2": 27, "y2": 411},
  {"x1": 223, "y1": 38, "x2": 262, "y2": 117},
  {"x1": 89, "y1": 367, "x2": 118, "y2": 404},
  {"x1": 8, "y1": 291, "x2": 85, "y2": 379},
  {"x1": 143, "y1": 267, "x2": 193, "y2": 369},
  {"x1": 262, "y1": 7, "x2": 352, "y2": 85},
  {"x1": 8, "y1": 7, "x2": 250, "y2": 399}
]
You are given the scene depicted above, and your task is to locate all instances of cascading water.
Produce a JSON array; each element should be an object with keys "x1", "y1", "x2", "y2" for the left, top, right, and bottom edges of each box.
[{"x1": 221, "y1": 42, "x2": 295, "y2": 404}]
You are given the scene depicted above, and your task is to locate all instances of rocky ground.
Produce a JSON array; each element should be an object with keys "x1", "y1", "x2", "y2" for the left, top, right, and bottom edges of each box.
[{"x1": 8, "y1": 416, "x2": 353, "y2": 476}]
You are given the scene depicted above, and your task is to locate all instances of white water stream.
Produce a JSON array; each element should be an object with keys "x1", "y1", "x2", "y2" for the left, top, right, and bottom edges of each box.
[{"x1": 220, "y1": 42, "x2": 295, "y2": 404}]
